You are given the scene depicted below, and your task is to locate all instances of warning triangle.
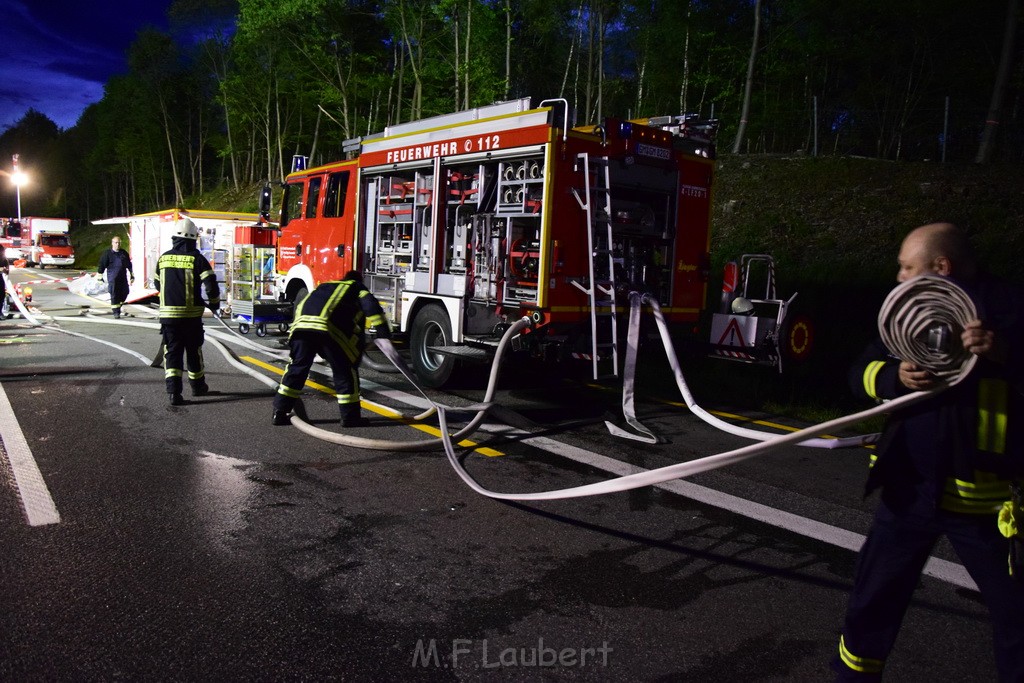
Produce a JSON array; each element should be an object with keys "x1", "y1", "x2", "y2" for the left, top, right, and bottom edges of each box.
[{"x1": 717, "y1": 317, "x2": 747, "y2": 346}]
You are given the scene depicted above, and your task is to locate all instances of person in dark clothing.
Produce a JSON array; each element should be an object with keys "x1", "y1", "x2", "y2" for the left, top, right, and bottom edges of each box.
[
  {"x1": 154, "y1": 217, "x2": 220, "y2": 406},
  {"x1": 97, "y1": 235, "x2": 134, "y2": 318},
  {"x1": 835, "y1": 222, "x2": 1024, "y2": 681},
  {"x1": 272, "y1": 271, "x2": 391, "y2": 427},
  {"x1": 0, "y1": 248, "x2": 10, "y2": 316}
]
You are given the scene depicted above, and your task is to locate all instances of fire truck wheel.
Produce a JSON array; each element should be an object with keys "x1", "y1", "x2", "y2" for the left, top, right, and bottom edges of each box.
[
  {"x1": 410, "y1": 305, "x2": 456, "y2": 388},
  {"x1": 781, "y1": 313, "x2": 814, "y2": 361}
]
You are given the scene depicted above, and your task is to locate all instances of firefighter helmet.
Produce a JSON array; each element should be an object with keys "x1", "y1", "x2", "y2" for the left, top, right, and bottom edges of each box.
[
  {"x1": 174, "y1": 217, "x2": 199, "y2": 240},
  {"x1": 731, "y1": 296, "x2": 754, "y2": 315}
]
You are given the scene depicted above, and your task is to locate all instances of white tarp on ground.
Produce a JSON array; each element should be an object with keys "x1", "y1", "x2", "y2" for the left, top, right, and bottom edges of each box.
[{"x1": 66, "y1": 273, "x2": 157, "y2": 304}]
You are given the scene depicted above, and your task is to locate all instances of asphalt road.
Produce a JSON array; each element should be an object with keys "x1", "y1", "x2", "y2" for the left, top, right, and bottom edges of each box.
[{"x1": 0, "y1": 267, "x2": 1000, "y2": 681}]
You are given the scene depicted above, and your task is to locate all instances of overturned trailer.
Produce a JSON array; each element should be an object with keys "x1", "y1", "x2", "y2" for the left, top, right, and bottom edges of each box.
[{"x1": 92, "y1": 209, "x2": 263, "y2": 300}]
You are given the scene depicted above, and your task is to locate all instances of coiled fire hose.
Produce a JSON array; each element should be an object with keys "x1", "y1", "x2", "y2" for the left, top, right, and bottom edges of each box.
[
  {"x1": 877, "y1": 274, "x2": 978, "y2": 382},
  {"x1": 434, "y1": 274, "x2": 980, "y2": 501}
]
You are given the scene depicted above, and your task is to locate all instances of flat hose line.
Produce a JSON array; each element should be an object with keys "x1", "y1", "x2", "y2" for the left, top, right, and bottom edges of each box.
[
  {"x1": 18, "y1": 274, "x2": 979, "y2": 501},
  {"x1": 432, "y1": 274, "x2": 979, "y2": 501},
  {"x1": 609, "y1": 291, "x2": 880, "y2": 447}
]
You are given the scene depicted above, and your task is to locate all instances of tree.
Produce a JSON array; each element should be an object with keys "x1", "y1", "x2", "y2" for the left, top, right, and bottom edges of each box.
[
  {"x1": 976, "y1": 0, "x2": 1020, "y2": 163},
  {"x1": 731, "y1": 0, "x2": 762, "y2": 154},
  {"x1": 129, "y1": 30, "x2": 188, "y2": 205}
]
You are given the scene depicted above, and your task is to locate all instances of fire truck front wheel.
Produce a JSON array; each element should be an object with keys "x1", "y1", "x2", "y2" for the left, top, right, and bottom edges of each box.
[{"x1": 410, "y1": 305, "x2": 456, "y2": 388}]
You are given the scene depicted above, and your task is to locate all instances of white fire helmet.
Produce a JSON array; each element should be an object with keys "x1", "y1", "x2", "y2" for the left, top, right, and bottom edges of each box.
[
  {"x1": 174, "y1": 217, "x2": 199, "y2": 240},
  {"x1": 730, "y1": 296, "x2": 755, "y2": 315}
]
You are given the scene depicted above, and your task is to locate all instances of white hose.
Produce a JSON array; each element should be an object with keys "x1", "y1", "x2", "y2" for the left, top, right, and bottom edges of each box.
[
  {"x1": 287, "y1": 320, "x2": 532, "y2": 450},
  {"x1": 609, "y1": 292, "x2": 879, "y2": 448},
  {"x1": 432, "y1": 274, "x2": 979, "y2": 500},
  {"x1": 33, "y1": 274, "x2": 980, "y2": 503},
  {"x1": 878, "y1": 273, "x2": 977, "y2": 381},
  {"x1": 3, "y1": 273, "x2": 44, "y2": 326}
]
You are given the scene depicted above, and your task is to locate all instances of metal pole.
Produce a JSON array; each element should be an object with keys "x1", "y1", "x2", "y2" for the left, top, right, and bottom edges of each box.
[
  {"x1": 12, "y1": 154, "x2": 22, "y2": 220},
  {"x1": 942, "y1": 96, "x2": 950, "y2": 163}
]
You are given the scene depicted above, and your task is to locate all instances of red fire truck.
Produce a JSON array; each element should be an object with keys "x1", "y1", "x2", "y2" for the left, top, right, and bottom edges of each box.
[
  {"x1": 271, "y1": 97, "x2": 717, "y2": 387},
  {"x1": 1, "y1": 216, "x2": 75, "y2": 267}
]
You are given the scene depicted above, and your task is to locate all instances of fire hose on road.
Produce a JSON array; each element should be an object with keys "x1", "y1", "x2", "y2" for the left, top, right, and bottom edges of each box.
[
  {"x1": 427, "y1": 274, "x2": 979, "y2": 501},
  {"x1": 7, "y1": 273, "x2": 980, "y2": 502}
]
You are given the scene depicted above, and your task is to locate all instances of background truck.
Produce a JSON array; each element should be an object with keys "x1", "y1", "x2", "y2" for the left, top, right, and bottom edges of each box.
[
  {"x1": 17, "y1": 217, "x2": 75, "y2": 268},
  {"x1": 271, "y1": 97, "x2": 718, "y2": 387},
  {"x1": 1, "y1": 218, "x2": 26, "y2": 260}
]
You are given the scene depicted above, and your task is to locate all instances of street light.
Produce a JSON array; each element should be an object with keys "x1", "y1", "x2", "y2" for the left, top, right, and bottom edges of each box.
[{"x1": 11, "y1": 154, "x2": 27, "y2": 221}]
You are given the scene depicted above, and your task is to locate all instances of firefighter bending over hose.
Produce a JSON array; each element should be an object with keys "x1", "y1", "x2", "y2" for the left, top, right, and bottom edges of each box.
[
  {"x1": 834, "y1": 223, "x2": 1024, "y2": 681},
  {"x1": 273, "y1": 271, "x2": 391, "y2": 427},
  {"x1": 154, "y1": 217, "x2": 221, "y2": 406}
]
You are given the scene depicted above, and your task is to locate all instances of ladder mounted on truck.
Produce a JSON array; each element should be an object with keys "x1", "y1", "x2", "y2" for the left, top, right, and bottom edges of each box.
[{"x1": 570, "y1": 153, "x2": 619, "y2": 380}]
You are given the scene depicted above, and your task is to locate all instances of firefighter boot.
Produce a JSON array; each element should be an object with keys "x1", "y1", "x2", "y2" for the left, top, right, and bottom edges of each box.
[
  {"x1": 340, "y1": 403, "x2": 368, "y2": 428},
  {"x1": 272, "y1": 409, "x2": 291, "y2": 426},
  {"x1": 191, "y1": 379, "x2": 210, "y2": 397},
  {"x1": 169, "y1": 393, "x2": 184, "y2": 406}
]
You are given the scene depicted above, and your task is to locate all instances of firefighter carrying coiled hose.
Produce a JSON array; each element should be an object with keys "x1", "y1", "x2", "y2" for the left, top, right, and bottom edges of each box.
[{"x1": 834, "y1": 223, "x2": 1024, "y2": 682}]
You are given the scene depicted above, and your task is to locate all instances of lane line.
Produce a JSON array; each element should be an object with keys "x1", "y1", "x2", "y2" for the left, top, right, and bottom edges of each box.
[
  {"x1": 0, "y1": 382, "x2": 61, "y2": 526},
  {"x1": 356, "y1": 382, "x2": 977, "y2": 591},
  {"x1": 487, "y1": 427, "x2": 975, "y2": 591}
]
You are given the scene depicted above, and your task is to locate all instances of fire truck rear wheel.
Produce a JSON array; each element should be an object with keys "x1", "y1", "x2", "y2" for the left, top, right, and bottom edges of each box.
[{"x1": 410, "y1": 305, "x2": 456, "y2": 388}]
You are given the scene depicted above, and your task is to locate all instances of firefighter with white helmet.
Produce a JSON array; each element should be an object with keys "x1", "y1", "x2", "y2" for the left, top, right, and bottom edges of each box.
[{"x1": 154, "y1": 216, "x2": 220, "y2": 405}]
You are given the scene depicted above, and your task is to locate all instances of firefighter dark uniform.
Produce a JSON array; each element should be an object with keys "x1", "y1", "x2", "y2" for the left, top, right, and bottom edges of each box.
[
  {"x1": 154, "y1": 219, "x2": 220, "y2": 405},
  {"x1": 0, "y1": 250, "x2": 9, "y2": 311},
  {"x1": 97, "y1": 238, "x2": 133, "y2": 318},
  {"x1": 273, "y1": 272, "x2": 390, "y2": 427},
  {"x1": 835, "y1": 274, "x2": 1024, "y2": 681}
]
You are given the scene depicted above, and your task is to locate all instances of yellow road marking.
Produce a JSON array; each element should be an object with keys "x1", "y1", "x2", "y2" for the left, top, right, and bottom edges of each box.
[{"x1": 242, "y1": 355, "x2": 503, "y2": 457}]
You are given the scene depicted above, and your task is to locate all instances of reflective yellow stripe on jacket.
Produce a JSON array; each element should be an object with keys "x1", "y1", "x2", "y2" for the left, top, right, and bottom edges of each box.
[
  {"x1": 157, "y1": 254, "x2": 208, "y2": 319},
  {"x1": 977, "y1": 378, "x2": 1008, "y2": 455},
  {"x1": 862, "y1": 360, "x2": 886, "y2": 401},
  {"x1": 941, "y1": 472, "x2": 1012, "y2": 514},
  {"x1": 938, "y1": 378, "x2": 1013, "y2": 514},
  {"x1": 291, "y1": 281, "x2": 363, "y2": 363}
]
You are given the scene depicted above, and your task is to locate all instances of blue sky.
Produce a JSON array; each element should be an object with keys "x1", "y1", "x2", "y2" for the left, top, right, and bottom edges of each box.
[{"x1": 0, "y1": 0, "x2": 174, "y2": 131}]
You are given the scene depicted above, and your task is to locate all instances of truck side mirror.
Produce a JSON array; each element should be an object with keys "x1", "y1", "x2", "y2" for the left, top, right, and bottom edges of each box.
[{"x1": 258, "y1": 184, "x2": 273, "y2": 222}]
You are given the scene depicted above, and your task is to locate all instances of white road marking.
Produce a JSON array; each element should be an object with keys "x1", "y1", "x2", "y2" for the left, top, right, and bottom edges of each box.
[
  {"x1": 0, "y1": 382, "x2": 61, "y2": 526},
  {"x1": 361, "y1": 379, "x2": 978, "y2": 591}
]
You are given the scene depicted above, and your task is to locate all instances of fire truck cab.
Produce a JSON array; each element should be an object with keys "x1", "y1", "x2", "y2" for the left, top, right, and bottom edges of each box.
[{"x1": 275, "y1": 97, "x2": 716, "y2": 387}]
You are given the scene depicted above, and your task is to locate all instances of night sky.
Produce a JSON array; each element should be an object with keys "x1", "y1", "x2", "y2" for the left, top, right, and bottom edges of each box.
[{"x1": 0, "y1": 0, "x2": 175, "y2": 131}]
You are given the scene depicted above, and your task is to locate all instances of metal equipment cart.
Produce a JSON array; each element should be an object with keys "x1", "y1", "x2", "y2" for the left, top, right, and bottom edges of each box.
[{"x1": 230, "y1": 244, "x2": 292, "y2": 337}]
